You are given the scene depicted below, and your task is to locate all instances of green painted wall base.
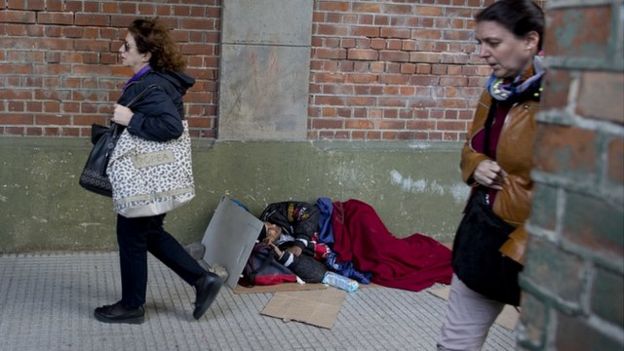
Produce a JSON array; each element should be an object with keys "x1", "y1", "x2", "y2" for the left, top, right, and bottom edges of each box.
[{"x1": 0, "y1": 137, "x2": 468, "y2": 252}]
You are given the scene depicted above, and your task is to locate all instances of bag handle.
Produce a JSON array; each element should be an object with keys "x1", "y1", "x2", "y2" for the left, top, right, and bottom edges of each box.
[
  {"x1": 126, "y1": 84, "x2": 160, "y2": 108},
  {"x1": 109, "y1": 84, "x2": 160, "y2": 131}
]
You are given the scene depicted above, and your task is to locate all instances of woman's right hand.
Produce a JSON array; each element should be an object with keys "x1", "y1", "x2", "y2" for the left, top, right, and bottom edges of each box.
[{"x1": 474, "y1": 159, "x2": 506, "y2": 190}]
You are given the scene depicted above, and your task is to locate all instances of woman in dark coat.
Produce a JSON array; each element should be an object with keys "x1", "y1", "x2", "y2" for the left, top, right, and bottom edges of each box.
[{"x1": 93, "y1": 18, "x2": 221, "y2": 324}]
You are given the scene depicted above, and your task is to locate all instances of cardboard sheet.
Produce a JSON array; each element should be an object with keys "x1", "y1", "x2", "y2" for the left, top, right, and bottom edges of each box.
[
  {"x1": 201, "y1": 196, "x2": 264, "y2": 289},
  {"x1": 261, "y1": 287, "x2": 346, "y2": 329},
  {"x1": 428, "y1": 286, "x2": 519, "y2": 330}
]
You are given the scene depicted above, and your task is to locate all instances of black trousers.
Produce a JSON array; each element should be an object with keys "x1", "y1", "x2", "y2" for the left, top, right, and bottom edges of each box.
[{"x1": 116, "y1": 213, "x2": 206, "y2": 308}]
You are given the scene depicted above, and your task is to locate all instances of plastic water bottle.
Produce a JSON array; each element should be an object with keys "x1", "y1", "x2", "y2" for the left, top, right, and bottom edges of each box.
[{"x1": 322, "y1": 271, "x2": 359, "y2": 292}]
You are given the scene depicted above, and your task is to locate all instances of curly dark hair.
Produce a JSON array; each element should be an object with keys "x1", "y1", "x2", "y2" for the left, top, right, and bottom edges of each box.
[{"x1": 127, "y1": 17, "x2": 186, "y2": 72}]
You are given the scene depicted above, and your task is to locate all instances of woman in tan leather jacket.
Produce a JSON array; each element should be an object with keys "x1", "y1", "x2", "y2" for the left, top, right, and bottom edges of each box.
[{"x1": 438, "y1": 1, "x2": 545, "y2": 350}]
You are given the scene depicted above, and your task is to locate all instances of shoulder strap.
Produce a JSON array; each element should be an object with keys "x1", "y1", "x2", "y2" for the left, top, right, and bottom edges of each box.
[
  {"x1": 109, "y1": 84, "x2": 160, "y2": 131},
  {"x1": 126, "y1": 84, "x2": 160, "y2": 108}
]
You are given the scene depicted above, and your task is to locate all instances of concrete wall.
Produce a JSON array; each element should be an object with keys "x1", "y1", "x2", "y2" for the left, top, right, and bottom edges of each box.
[{"x1": 0, "y1": 137, "x2": 468, "y2": 252}]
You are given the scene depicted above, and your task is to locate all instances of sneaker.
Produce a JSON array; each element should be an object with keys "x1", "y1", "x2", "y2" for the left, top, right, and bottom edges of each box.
[
  {"x1": 193, "y1": 272, "x2": 222, "y2": 320},
  {"x1": 94, "y1": 301, "x2": 145, "y2": 324}
]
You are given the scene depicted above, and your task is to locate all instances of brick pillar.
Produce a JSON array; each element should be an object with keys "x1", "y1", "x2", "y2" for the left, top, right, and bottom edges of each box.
[{"x1": 517, "y1": 1, "x2": 624, "y2": 350}]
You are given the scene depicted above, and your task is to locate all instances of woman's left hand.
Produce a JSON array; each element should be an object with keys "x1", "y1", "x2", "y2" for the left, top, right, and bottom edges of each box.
[{"x1": 112, "y1": 104, "x2": 134, "y2": 126}]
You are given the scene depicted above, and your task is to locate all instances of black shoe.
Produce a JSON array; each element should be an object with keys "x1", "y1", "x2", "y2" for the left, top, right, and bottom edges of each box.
[
  {"x1": 94, "y1": 301, "x2": 145, "y2": 324},
  {"x1": 193, "y1": 272, "x2": 222, "y2": 320}
]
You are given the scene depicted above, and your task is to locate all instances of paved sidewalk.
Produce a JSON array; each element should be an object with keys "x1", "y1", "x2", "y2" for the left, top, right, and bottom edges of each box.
[{"x1": 0, "y1": 252, "x2": 515, "y2": 351}]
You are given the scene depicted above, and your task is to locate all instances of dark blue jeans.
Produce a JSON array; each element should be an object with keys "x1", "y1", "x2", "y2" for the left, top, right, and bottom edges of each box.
[{"x1": 116, "y1": 213, "x2": 206, "y2": 308}]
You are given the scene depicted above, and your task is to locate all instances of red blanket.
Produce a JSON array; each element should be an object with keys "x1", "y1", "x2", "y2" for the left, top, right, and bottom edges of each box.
[{"x1": 332, "y1": 199, "x2": 453, "y2": 291}]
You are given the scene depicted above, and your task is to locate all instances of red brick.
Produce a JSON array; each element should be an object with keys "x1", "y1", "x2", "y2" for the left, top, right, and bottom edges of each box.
[
  {"x1": 313, "y1": 72, "x2": 345, "y2": 84},
  {"x1": 400, "y1": 63, "x2": 415, "y2": 74},
  {"x1": 351, "y1": 131, "x2": 365, "y2": 139},
  {"x1": 379, "y1": 50, "x2": 409, "y2": 62},
  {"x1": 317, "y1": 23, "x2": 349, "y2": 36},
  {"x1": 607, "y1": 138, "x2": 624, "y2": 185},
  {"x1": 7, "y1": 0, "x2": 27, "y2": 10},
  {"x1": 315, "y1": 48, "x2": 347, "y2": 59},
  {"x1": 533, "y1": 124, "x2": 597, "y2": 176},
  {"x1": 381, "y1": 74, "x2": 409, "y2": 85},
  {"x1": 383, "y1": 4, "x2": 411, "y2": 15},
  {"x1": 0, "y1": 114, "x2": 33, "y2": 125},
  {"x1": 358, "y1": 14, "x2": 373, "y2": 25},
  {"x1": 409, "y1": 52, "x2": 441, "y2": 63},
  {"x1": 37, "y1": 12, "x2": 74, "y2": 25},
  {"x1": 315, "y1": 96, "x2": 345, "y2": 106},
  {"x1": 415, "y1": 5, "x2": 443, "y2": 16},
  {"x1": 46, "y1": 0, "x2": 63, "y2": 11},
  {"x1": 545, "y1": 6, "x2": 611, "y2": 58},
  {"x1": 312, "y1": 119, "x2": 344, "y2": 129},
  {"x1": 345, "y1": 119, "x2": 374, "y2": 129},
  {"x1": 355, "y1": 38, "x2": 371, "y2": 49},
  {"x1": 443, "y1": 30, "x2": 471, "y2": 41},
  {"x1": 368, "y1": 61, "x2": 383, "y2": 73},
  {"x1": 346, "y1": 96, "x2": 377, "y2": 106},
  {"x1": 0, "y1": 10, "x2": 36, "y2": 23},
  {"x1": 436, "y1": 120, "x2": 467, "y2": 131},
  {"x1": 318, "y1": 1, "x2": 350, "y2": 12},
  {"x1": 351, "y1": 26, "x2": 379, "y2": 37},
  {"x1": 541, "y1": 69, "x2": 572, "y2": 110},
  {"x1": 379, "y1": 120, "x2": 405, "y2": 129},
  {"x1": 406, "y1": 120, "x2": 436, "y2": 130},
  {"x1": 341, "y1": 38, "x2": 356, "y2": 48},
  {"x1": 353, "y1": 3, "x2": 380, "y2": 12},
  {"x1": 347, "y1": 49, "x2": 377, "y2": 61},
  {"x1": 576, "y1": 71, "x2": 624, "y2": 124},
  {"x1": 412, "y1": 28, "x2": 442, "y2": 40},
  {"x1": 416, "y1": 63, "x2": 431, "y2": 74},
  {"x1": 556, "y1": 311, "x2": 622, "y2": 351},
  {"x1": 74, "y1": 14, "x2": 109, "y2": 27},
  {"x1": 386, "y1": 39, "x2": 402, "y2": 50},
  {"x1": 370, "y1": 38, "x2": 385, "y2": 50},
  {"x1": 373, "y1": 15, "x2": 389, "y2": 26},
  {"x1": 380, "y1": 27, "x2": 410, "y2": 39}
]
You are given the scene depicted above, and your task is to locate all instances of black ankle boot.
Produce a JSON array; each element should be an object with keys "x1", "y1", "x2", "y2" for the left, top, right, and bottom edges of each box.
[
  {"x1": 193, "y1": 272, "x2": 222, "y2": 320},
  {"x1": 94, "y1": 301, "x2": 145, "y2": 324}
]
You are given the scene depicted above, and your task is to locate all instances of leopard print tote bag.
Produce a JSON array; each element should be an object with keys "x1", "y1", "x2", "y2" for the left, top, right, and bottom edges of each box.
[{"x1": 106, "y1": 120, "x2": 195, "y2": 218}]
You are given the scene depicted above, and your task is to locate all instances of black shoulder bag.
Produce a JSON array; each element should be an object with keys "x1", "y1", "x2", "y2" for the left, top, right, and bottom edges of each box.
[
  {"x1": 78, "y1": 84, "x2": 158, "y2": 197},
  {"x1": 451, "y1": 100, "x2": 522, "y2": 306}
]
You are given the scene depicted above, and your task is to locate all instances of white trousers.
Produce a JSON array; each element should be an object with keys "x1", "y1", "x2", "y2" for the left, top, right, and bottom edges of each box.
[{"x1": 437, "y1": 274, "x2": 505, "y2": 351}]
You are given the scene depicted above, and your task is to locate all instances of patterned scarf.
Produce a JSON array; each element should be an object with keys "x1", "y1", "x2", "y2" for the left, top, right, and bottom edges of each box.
[{"x1": 486, "y1": 55, "x2": 545, "y2": 103}]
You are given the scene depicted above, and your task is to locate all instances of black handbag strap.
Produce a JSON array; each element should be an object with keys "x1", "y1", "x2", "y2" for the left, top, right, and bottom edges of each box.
[
  {"x1": 109, "y1": 84, "x2": 160, "y2": 132},
  {"x1": 125, "y1": 84, "x2": 160, "y2": 108}
]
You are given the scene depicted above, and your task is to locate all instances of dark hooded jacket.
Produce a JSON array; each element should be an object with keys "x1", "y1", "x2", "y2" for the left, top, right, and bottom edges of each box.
[
  {"x1": 117, "y1": 70, "x2": 195, "y2": 142},
  {"x1": 259, "y1": 201, "x2": 320, "y2": 251}
]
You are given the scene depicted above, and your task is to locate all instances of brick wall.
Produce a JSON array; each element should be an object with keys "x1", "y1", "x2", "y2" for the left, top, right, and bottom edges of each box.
[
  {"x1": 517, "y1": 1, "x2": 624, "y2": 350},
  {"x1": 0, "y1": 0, "x2": 220, "y2": 138},
  {"x1": 308, "y1": 0, "x2": 497, "y2": 141},
  {"x1": 0, "y1": 1, "x2": 553, "y2": 142}
]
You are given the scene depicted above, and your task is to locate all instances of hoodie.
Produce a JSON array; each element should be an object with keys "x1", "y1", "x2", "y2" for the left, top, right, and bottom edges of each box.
[{"x1": 117, "y1": 69, "x2": 195, "y2": 142}]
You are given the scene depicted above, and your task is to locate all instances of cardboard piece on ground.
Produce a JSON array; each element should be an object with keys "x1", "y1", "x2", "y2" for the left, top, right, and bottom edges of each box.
[
  {"x1": 261, "y1": 287, "x2": 346, "y2": 329},
  {"x1": 233, "y1": 282, "x2": 327, "y2": 294},
  {"x1": 201, "y1": 196, "x2": 264, "y2": 289},
  {"x1": 428, "y1": 286, "x2": 519, "y2": 330}
]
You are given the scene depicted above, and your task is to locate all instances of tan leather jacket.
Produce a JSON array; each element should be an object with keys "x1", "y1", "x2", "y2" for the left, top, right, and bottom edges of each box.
[{"x1": 460, "y1": 90, "x2": 539, "y2": 264}]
